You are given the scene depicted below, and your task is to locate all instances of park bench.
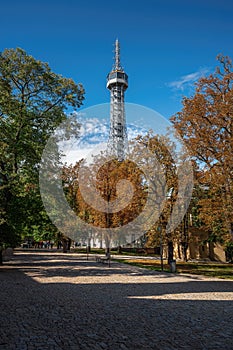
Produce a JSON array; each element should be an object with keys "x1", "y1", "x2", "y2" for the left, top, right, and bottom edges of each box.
[{"x1": 95, "y1": 253, "x2": 111, "y2": 265}]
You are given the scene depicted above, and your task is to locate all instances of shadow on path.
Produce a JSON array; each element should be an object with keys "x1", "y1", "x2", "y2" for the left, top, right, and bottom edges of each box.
[{"x1": 0, "y1": 251, "x2": 232, "y2": 350}]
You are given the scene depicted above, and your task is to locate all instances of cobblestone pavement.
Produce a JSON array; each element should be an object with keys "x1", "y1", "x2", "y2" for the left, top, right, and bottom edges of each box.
[{"x1": 0, "y1": 250, "x2": 233, "y2": 350}]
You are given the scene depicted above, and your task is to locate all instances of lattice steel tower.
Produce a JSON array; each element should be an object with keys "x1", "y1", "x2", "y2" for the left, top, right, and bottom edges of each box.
[{"x1": 107, "y1": 39, "x2": 128, "y2": 161}]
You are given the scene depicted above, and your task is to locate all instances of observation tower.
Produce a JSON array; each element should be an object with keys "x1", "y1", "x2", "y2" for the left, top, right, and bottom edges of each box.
[{"x1": 107, "y1": 39, "x2": 128, "y2": 161}]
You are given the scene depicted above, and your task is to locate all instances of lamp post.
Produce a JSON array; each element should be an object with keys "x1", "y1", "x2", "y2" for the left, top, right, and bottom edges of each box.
[{"x1": 158, "y1": 226, "x2": 163, "y2": 271}]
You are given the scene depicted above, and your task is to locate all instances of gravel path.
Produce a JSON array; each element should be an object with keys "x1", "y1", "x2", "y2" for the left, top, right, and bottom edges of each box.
[{"x1": 0, "y1": 250, "x2": 233, "y2": 350}]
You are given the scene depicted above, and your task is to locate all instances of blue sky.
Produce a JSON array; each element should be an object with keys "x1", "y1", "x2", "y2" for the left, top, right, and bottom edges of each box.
[{"x1": 1, "y1": 0, "x2": 233, "y2": 118}]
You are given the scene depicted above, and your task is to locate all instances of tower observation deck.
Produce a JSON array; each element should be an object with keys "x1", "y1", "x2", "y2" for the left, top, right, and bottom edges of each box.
[{"x1": 107, "y1": 39, "x2": 128, "y2": 161}]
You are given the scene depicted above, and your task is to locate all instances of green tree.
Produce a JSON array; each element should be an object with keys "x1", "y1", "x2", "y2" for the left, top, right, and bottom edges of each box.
[{"x1": 0, "y1": 47, "x2": 84, "y2": 262}]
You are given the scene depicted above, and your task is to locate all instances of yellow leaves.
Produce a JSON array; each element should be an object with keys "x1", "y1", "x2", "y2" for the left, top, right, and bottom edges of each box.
[
  {"x1": 62, "y1": 156, "x2": 147, "y2": 230},
  {"x1": 171, "y1": 54, "x2": 233, "y2": 237}
]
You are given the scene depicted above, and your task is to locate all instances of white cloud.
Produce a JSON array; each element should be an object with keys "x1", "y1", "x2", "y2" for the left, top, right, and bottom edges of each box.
[
  {"x1": 61, "y1": 146, "x2": 94, "y2": 165},
  {"x1": 59, "y1": 116, "x2": 148, "y2": 166},
  {"x1": 167, "y1": 68, "x2": 209, "y2": 91}
]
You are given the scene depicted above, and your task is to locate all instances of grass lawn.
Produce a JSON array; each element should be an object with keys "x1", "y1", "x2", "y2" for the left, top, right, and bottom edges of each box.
[
  {"x1": 113, "y1": 258, "x2": 233, "y2": 280},
  {"x1": 73, "y1": 248, "x2": 233, "y2": 279}
]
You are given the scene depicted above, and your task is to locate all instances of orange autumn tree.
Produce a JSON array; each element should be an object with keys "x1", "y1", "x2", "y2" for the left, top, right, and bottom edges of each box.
[
  {"x1": 63, "y1": 156, "x2": 147, "y2": 250},
  {"x1": 77, "y1": 158, "x2": 147, "y2": 250},
  {"x1": 171, "y1": 54, "x2": 233, "y2": 243}
]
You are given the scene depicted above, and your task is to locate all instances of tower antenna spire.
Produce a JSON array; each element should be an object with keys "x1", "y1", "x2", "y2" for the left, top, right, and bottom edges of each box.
[{"x1": 113, "y1": 38, "x2": 123, "y2": 71}]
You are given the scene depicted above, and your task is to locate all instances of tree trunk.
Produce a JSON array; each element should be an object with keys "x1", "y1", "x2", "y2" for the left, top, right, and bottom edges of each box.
[
  {"x1": 0, "y1": 249, "x2": 3, "y2": 265},
  {"x1": 177, "y1": 243, "x2": 181, "y2": 260},
  {"x1": 181, "y1": 242, "x2": 188, "y2": 262},
  {"x1": 87, "y1": 237, "x2": 91, "y2": 253},
  {"x1": 117, "y1": 245, "x2": 122, "y2": 254},
  {"x1": 168, "y1": 241, "x2": 174, "y2": 264},
  {"x1": 208, "y1": 241, "x2": 215, "y2": 261},
  {"x1": 67, "y1": 238, "x2": 72, "y2": 251},
  {"x1": 62, "y1": 239, "x2": 67, "y2": 253}
]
